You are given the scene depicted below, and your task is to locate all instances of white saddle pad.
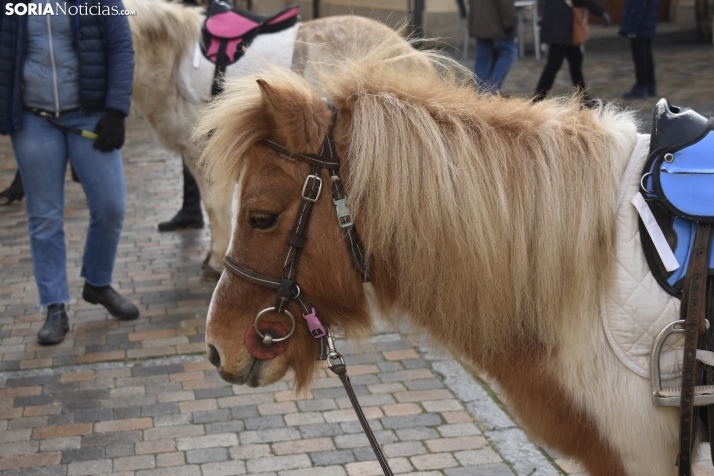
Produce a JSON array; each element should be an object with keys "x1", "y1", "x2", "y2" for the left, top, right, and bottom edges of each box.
[
  {"x1": 177, "y1": 23, "x2": 300, "y2": 105},
  {"x1": 602, "y1": 133, "x2": 683, "y2": 381}
]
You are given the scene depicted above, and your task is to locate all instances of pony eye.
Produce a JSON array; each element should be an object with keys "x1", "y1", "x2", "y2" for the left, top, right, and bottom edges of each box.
[{"x1": 249, "y1": 213, "x2": 279, "y2": 230}]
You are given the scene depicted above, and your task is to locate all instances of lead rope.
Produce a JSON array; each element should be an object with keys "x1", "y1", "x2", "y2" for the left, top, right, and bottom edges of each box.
[{"x1": 325, "y1": 330, "x2": 394, "y2": 476}]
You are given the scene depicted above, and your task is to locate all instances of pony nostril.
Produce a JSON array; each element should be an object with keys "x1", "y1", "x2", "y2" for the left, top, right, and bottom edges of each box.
[{"x1": 207, "y1": 345, "x2": 221, "y2": 369}]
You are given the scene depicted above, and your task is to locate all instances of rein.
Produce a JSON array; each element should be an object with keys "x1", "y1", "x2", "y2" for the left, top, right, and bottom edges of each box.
[{"x1": 221, "y1": 116, "x2": 394, "y2": 476}]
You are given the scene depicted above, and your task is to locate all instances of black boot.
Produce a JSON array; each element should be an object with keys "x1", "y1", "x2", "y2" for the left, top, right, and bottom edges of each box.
[
  {"x1": 83, "y1": 282, "x2": 140, "y2": 320},
  {"x1": 38, "y1": 303, "x2": 69, "y2": 345},
  {"x1": 158, "y1": 160, "x2": 204, "y2": 231},
  {"x1": 0, "y1": 170, "x2": 25, "y2": 205}
]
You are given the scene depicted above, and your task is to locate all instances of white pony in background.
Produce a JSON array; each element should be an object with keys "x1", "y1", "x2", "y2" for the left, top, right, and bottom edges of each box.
[{"x1": 124, "y1": 0, "x2": 424, "y2": 278}]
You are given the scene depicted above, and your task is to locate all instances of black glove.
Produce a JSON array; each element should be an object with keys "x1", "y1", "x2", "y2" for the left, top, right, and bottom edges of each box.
[
  {"x1": 93, "y1": 108, "x2": 126, "y2": 152},
  {"x1": 602, "y1": 12, "x2": 612, "y2": 27},
  {"x1": 504, "y1": 26, "x2": 514, "y2": 36}
]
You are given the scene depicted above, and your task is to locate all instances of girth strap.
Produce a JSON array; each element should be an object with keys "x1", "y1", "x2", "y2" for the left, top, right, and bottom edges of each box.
[{"x1": 679, "y1": 223, "x2": 713, "y2": 476}]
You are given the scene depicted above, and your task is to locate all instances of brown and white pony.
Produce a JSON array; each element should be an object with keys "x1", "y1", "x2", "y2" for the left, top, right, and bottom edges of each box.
[
  {"x1": 195, "y1": 40, "x2": 688, "y2": 475},
  {"x1": 123, "y1": 0, "x2": 422, "y2": 277}
]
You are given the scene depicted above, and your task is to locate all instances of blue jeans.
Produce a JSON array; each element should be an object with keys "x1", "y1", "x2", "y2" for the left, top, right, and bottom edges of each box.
[
  {"x1": 11, "y1": 110, "x2": 126, "y2": 307},
  {"x1": 474, "y1": 38, "x2": 518, "y2": 94}
]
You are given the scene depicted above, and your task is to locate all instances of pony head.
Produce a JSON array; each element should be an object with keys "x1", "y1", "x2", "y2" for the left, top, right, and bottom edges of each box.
[{"x1": 195, "y1": 69, "x2": 372, "y2": 390}]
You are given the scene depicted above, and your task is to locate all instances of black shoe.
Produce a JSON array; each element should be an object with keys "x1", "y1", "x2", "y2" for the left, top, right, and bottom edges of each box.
[
  {"x1": 83, "y1": 282, "x2": 140, "y2": 320},
  {"x1": 0, "y1": 171, "x2": 25, "y2": 205},
  {"x1": 38, "y1": 303, "x2": 69, "y2": 345},
  {"x1": 158, "y1": 209, "x2": 204, "y2": 231}
]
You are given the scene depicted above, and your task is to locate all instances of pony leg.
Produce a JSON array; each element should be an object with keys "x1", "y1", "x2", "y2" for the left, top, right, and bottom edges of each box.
[
  {"x1": 553, "y1": 311, "x2": 681, "y2": 476},
  {"x1": 488, "y1": 348, "x2": 630, "y2": 476},
  {"x1": 182, "y1": 150, "x2": 229, "y2": 280}
]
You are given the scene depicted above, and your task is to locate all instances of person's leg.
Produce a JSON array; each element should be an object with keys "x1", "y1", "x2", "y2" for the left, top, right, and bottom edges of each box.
[
  {"x1": 0, "y1": 169, "x2": 25, "y2": 205},
  {"x1": 474, "y1": 39, "x2": 496, "y2": 93},
  {"x1": 158, "y1": 158, "x2": 204, "y2": 231},
  {"x1": 64, "y1": 110, "x2": 139, "y2": 320},
  {"x1": 641, "y1": 39, "x2": 656, "y2": 96},
  {"x1": 490, "y1": 39, "x2": 518, "y2": 91},
  {"x1": 65, "y1": 111, "x2": 125, "y2": 287},
  {"x1": 631, "y1": 39, "x2": 648, "y2": 86},
  {"x1": 624, "y1": 39, "x2": 649, "y2": 98},
  {"x1": 534, "y1": 44, "x2": 565, "y2": 100},
  {"x1": 563, "y1": 45, "x2": 586, "y2": 92},
  {"x1": 11, "y1": 111, "x2": 70, "y2": 307}
]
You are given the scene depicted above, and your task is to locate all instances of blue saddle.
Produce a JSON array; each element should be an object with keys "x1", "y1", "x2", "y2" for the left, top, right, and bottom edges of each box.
[{"x1": 640, "y1": 99, "x2": 714, "y2": 297}]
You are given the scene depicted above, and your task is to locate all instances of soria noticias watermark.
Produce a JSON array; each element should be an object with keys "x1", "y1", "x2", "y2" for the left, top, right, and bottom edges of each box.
[{"x1": 5, "y1": 3, "x2": 136, "y2": 16}]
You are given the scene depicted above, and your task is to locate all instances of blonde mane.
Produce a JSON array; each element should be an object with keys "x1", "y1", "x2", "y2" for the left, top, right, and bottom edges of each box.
[{"x1": 197, "y1": 43, "x2": 639, "y2": 363}]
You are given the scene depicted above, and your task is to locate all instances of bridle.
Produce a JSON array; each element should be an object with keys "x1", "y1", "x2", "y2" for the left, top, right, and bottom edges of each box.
[
  {"x1": 221, "y1": 125, "x2": 371, "y2": 357},
  {"x1": 220, "y1": 107, "x2": 394, "y2": 476}
]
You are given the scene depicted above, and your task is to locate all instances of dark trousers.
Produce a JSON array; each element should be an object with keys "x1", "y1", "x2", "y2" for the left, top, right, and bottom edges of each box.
[
  {"x1": 182, "y1": 159, "x2": 202, "y2": 214},
  {"x1": 534, "y1": 44, "x2": 586, "y2": 100},
  {"x1": 630, "y1": 39, "x2": 655, "y2": 87}
]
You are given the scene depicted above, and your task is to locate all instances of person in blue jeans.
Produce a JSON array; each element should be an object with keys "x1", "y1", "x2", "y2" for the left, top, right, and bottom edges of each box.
[
  {"x1": 0, "y1": 0, "x2": 139, "y2": 345},
  {"x1": 469, "y1": 0, "x2": 518, "y2": 94}
]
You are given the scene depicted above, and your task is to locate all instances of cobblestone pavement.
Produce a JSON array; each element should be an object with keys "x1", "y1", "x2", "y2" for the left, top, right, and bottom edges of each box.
[{"x1": 0, "y1": 25, "x2": 713, "y2": 476}]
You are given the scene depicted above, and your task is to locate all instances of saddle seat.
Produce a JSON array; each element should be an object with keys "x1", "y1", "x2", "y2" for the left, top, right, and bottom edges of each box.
[
  {"x1": 202, "y1": 0, "x2": 299, "y2": 72},
  {"x1": 640, "y1": 99, "x2": 714, "y2": 297}
]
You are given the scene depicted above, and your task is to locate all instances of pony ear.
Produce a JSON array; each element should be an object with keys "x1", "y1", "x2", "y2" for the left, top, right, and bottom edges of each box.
[{"x1": 256, "y1": 78, "x2": 332, "y2": 153}]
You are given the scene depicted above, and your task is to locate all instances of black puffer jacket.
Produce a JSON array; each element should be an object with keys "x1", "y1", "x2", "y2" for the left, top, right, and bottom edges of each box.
[{"x1": 540, "y1": 0, "x2": 607, "y2": 45}]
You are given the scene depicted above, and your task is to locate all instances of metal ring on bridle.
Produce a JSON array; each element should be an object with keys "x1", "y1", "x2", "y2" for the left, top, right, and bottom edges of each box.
[{"x1": 254, "y1": 307, "x2": 296, "y2": 344}]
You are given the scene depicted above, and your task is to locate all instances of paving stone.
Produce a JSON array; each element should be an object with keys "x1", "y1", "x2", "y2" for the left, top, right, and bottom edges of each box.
[
  {"x1": 239, "y1": 428, "x2": 302, "y2": 444},
  {"x1": 205, "y1": 420, "x2": 245, "y2": 434},
  {"x1": 340, "y1": 419, "x2": 384, "y2": 434},
  {"x1": 310, "y1": 449, "x2": 356, "y2": 466},
  {"x1": 445, "y1": 463, "x2": 515, "y2": 475},
  {"x1": 298, "y1": 422, "x2": 344, "y2": 438},
  {"x1": 2, "y1": 465, "x2": 67, "y2": 476},
  {"x1": 281, "y1": 467, "x2": 346, "y2": 476},
  {"x1": 193, "y1": 387, "x2": 232, "y2": 399},
  {"x1": 62, "y1": 445, "x2": 106, "y2": 463},
  {"x1": 67, "y1": 458, "x2": 113, "y2": 476},
  {"x1": 82, "y1": 430, "x2": 143, "y2": 447},
  {"x1": 73, "y1": 409, "x2": 114, "y2": 423},
  {"x1": 296, "y1": 399, "x2": 338, "y2": 412},
  {"x1": 153, "y1": 412, "x2": 192, "y2": 427},
  {"x1": 175, "y1": 433, "x2": 238, "y2": 451},
  {"x1": 245, "y1": 454, "x2": 311, "y2": 473},
  {"x1": 135, "y1": 467, "x2": 201, "y2": 476},
  {"x1": 199, "y1": 460, "x2": 247, "y2": 476},
  {"x1": 411, "y1": 453, "x2": 459, "y2": 470},
  {"x1": 186, "y1": 447, "x2": 228, "y2": 464},
  {"x1": 141, "y1": 403, "x2": 180, "y2": 417},
  {"x1": 243, "y1": 415, "x2": 285, "y2": 430},
  {"x1": 113, "y1": 454, "x2": 156, "y2": 471},
  {"x1": 404, "y1": 378, "x2": 446, "y2": 391},
  {"x1": 381, "y1": 414, "x2": 443, "y2": 430},
  {"x1": 382, "y1": 441, "x2": 428, "y2": 458},
  {"x1": 112, "y1": 406, "x2": 142, "y2": 420},
  {"x1": 39, "y1": 436, "x2": 82, "y2": 451},
  {"x1": 105, "y1": 443, "x2": 135, "y2": 458},
  {"x1": 229, "y1": 405, "x2": 259, "y2": 419}
]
